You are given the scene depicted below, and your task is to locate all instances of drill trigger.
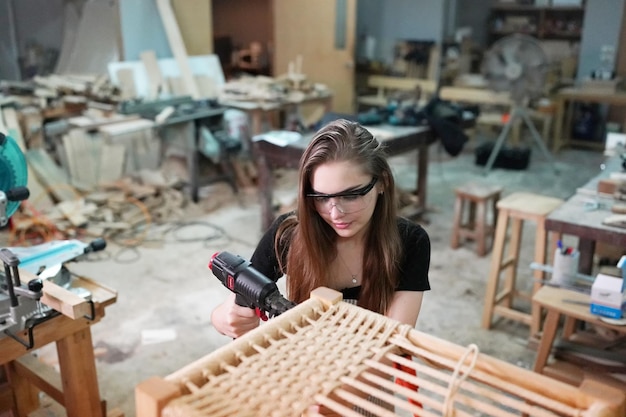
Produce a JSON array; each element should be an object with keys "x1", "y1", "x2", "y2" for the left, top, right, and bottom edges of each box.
[{"x1": 255, "y1": 308, "x2": 268, "y2": 321}]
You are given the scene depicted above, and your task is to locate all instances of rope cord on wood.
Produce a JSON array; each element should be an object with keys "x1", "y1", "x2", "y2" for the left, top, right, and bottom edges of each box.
[
  {"x1": 442, "y1": 343, "x2": 479, "y2": 417},
  {"x1": 158, "y1": 294, "x2": 618, "y2": 417}
]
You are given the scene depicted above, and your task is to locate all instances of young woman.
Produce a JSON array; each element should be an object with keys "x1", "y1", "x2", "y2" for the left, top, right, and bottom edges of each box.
[{"x1": 211, "y1": 119, "x2": 431, "y2": 338}]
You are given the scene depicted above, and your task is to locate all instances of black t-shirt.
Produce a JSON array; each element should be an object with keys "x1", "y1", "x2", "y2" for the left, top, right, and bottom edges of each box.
[{"x1": 250, "y1": 213, "x2": 431, "y2": 302}]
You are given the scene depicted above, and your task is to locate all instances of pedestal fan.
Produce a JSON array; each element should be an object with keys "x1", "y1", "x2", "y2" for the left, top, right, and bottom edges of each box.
[{"x1": 481, "y1": 34, "x2": 557, "y2": 174}]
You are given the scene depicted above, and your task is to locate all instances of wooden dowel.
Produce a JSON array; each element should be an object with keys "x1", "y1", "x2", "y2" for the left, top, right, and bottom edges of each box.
[
  {"x1": 359, "y1": 371, "x2": 447, "y2": 417},
  {"x1": 333, "y1": 387, "x2": 395, "y2": 416},
  {"x1": 393, "y1": 334, "x2": 591, "y2": 414}
]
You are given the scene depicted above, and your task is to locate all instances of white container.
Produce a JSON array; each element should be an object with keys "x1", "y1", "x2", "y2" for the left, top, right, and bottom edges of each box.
[
  {"x1": 551, "y1": 248, "x2": 579, "y2": 285},
  {"x1": 591, "y1": 273, "x2": 625, "y2": 309}
]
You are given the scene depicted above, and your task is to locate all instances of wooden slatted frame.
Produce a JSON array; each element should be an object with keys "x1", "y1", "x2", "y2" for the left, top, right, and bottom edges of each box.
[{"x1": 135, "y1": 287, "x2": 623, "y2": 417}]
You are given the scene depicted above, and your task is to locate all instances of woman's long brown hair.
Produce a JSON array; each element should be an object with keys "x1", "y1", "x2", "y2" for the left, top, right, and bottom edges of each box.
[{"x1": 274, "y1": 119, "x2": 402, "y2": 314}]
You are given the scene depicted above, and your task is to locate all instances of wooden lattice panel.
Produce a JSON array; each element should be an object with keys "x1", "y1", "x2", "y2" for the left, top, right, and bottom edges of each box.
[{"x1": 136, "y1": 288, "x2": 622, "y2": 417}]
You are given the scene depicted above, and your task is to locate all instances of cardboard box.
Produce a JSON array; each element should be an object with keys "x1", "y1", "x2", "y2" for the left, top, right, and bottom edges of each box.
[
  {"x1": 590, "y1": 273, "x2": 625, "y2": 318},
  {"x1": 597, "y1": 178, "x2": 622, "y2": 195}
]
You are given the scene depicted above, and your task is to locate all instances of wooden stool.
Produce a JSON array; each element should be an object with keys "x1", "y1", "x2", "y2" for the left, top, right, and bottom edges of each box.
[
  {"x1": 481, "y1": 192, "x2": 564, "y2": 337},
  {"x1": 450, "y1": 183, "x2": 503, "y2": 256}
]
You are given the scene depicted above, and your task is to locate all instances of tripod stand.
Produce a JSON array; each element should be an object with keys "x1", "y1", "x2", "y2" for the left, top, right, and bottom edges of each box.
[{"x1": 483, "y1": 105, "x2": 558, "y2": 175}]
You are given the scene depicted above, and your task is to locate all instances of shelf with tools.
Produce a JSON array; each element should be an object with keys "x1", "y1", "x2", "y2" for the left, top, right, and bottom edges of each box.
[{"x1": 488, "y1": 2, "x2": 586, "y2": 44}]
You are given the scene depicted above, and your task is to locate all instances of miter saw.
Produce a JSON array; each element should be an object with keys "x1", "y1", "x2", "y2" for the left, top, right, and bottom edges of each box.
[
  {"x1": 0, "y1": 132, "x2": 29, "y2": 227},
  {"x1": 0, "y1": 131, "x2": 107, "y2": 348}
]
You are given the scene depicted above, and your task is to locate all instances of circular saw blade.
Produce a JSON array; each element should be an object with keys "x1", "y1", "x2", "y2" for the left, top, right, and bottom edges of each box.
[{"x1": 0, "y1": 132, "x2": 28, "y2": 221}]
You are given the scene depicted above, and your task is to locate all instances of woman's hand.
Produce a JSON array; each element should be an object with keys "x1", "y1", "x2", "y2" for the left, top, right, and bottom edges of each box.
[{"x1": 211, "y1": 293, "x2": 260, "y2": 338}]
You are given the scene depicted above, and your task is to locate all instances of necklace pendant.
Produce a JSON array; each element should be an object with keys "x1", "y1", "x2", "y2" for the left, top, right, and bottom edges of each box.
[{"x1": 352, "y1": 275, "x2": 357, "y2": 284}]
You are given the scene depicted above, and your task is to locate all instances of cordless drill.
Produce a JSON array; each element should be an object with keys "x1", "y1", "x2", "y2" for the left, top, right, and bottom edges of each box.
[{"x1": 209, "y1": 251, "x2": 296, "y2": 320}]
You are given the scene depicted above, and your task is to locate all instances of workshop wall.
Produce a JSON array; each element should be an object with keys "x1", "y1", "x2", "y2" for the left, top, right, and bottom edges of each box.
[
  {"x1": 357, "y1": 0, "x2": 445, "y2": 66},
  {"x1": 212, "y1": 0, "x2": 273, "y2": 55},
  {"x1": 0, "y1": 0, "x2": 66, "y2": 80},
  {"x1": 118, "y1": 1, "x2": 172, "y2": 60},
  {"x1": 577, "y1": 0, "x2": 625, "y2": 82}
]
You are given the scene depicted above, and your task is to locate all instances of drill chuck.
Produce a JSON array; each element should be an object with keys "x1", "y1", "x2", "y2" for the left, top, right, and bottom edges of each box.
[{"x1": 209, "y1": 251, "x2": 295, "y2": 317}]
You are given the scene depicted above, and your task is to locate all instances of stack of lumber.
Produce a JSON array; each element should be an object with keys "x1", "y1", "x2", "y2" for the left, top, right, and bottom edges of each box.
[
  {"x1": 0, "y1": 73, "x2": 227, "y2": 246},
  {"x1": 9, "y1": 177, "x2": 188, "y2": 248}
]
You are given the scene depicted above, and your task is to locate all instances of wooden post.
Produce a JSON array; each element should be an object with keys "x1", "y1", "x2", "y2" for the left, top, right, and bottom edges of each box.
[
  {"x1": 56, "y1": 328, "x2": 104, "y2": 417},
  {"x1": 135, "y1": 377, "x2": 181, "y2": 417}
]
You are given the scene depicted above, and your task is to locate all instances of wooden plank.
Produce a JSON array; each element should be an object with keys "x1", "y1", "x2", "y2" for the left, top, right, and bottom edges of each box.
[
  {"x1": 0, "y1": 105, "x2": 8, "y2": 134},
  {"x1": 5, "y1": 361, "x2": 39, "y2": 416},
  {"x1": 1, "y1": 107, "x2": 55, "y2": 210},
  {"x1": 98, "y1": 143, "x2": 126, "y2": 183},
  {"x1": 140, "y1": 50, "x2": 165, "y2": 99},
  {"x1": 56, "y1": 199, "x2": 89, "y2": 228},
  {"x1": 2, "y1": 107, "x2": 27, "y2": 150},
  {"x1": 24, "y1": 148, "x2": 79, "y2": 203},
  {"x1": 12, "y1": 355, "x2": 64, "y2": 406},
  {"x1": 135, "y1": 377, "x2": 182, "y2": 417},
  {"x1": 116, "y1": 67, "x2": 137, "y2": 100},
  {"x1": 171, "y1": 0, "x2": 213, "y2": 56},
  {"x1": 439, "y1": 86, "x2": 512, "y2": 106},
  {"x1": 367, "y1": 75, "x2": 436, "y2": 93},
  {"x1": 62, "y1": 129, "x2": 102, "y2": 189},
  {"x1": 156, "y1": 0, "x2": 200, "y2": 99},
  {"x1": 21, "y1": 269, "x2": 92, "y2": 319},
  {"x1": 98, "y1": 119, "x2": 155, "y2": 136},
  {"x1": 195, "y1": 75, "x2": 217, "y2": 98},
  {"x1": 56, "y1": 327, "x2": 103, "y2": 417}
]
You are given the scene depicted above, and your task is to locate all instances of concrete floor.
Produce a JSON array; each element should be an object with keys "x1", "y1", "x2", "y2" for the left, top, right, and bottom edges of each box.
[{"x1": 15, "y1": 134, "x2": 607, "y2": 416}]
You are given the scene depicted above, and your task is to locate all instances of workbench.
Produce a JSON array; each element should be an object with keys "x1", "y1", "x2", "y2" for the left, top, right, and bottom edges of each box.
[
  {"x1": 156, "y1": 106, "x2": 230, "y2": 202},
  {"x1": 117, "y1": 98, "x2": 230, "y2": 203},
  {"x1": 253, "y1": 123, "x2": 437, "y2": 231},
  {"x1": 552, "y1": 87, "x2": 626, "y2": 153},
  {"x1": 1, "y1": 275, "x2": 117, "y2": 417},
  {"x1": 544, "y1": 156, "x2": 626, "y2": 275},
  {"x1": 532, "y1": 285, "x2": 626, "y2": 387},
  {"x1": 220, "y1": 93, "x2": 333, "y2": 136}
]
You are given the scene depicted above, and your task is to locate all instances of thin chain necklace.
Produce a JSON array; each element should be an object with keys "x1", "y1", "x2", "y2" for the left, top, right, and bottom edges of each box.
[{"x1": 337, "y1": 251, "x2": 358, "y2": 284}]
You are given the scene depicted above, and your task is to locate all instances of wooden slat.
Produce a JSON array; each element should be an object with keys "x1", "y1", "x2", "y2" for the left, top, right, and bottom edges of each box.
[
  {"x1": 1, "y1": 107, "x2": 55, "y2": 210},
  {"x1": 156, "y1": 0, "x2": 200, "y2": 99},
  {"x1": 367, "y1": 75, "x2": 437, "y2": 93},
  {"x1": 98, "y1": 143, "x2": 126, "y2": 183},
  {"x1": 12, "y1": 355, "x2": 64, "y2": 406},
  {"x1": 140, "y1": 50, "x2": 165, "y2": 99},
  {"x1": 62, "y1": 129, "x2": 101, "y2": 189},
  {"x1": 439, "y1": 86, "x2": 512, "y2": 106},
  {"x1": 116, "y1": 67, "x2": 137, "y2": 100},
  {"x1": 21, "y1": 269, "x2": 92, "y2": 319},
  {"x1": 24, "y1": 148, "x2": 79, "y2": 202}
]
